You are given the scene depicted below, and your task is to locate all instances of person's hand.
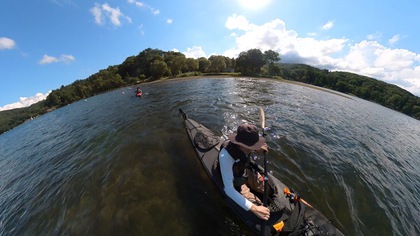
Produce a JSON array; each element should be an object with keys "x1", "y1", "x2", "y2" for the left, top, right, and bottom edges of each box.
[
  {"x1": 256, "y1": 143, "x2": 268, "y2": 154},
  {"x1": 250, "y1": 204, "x2": 270, "y2": 220}
]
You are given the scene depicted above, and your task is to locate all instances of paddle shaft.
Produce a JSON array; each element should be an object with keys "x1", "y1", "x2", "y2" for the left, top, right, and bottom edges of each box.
[{"x1": 259, "y1": 107, "x2": 268, "y2": 236}]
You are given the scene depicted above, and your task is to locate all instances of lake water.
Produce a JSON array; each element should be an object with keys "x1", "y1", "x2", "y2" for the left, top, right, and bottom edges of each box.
[{"x1": 0, "y1": 77, "x2": 419, "y2": 236}]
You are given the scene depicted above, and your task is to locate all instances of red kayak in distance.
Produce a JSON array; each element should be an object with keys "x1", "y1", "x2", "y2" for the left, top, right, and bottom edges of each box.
[{"x1": 135, "y1": 87, "x2": 142, "y2": 98}]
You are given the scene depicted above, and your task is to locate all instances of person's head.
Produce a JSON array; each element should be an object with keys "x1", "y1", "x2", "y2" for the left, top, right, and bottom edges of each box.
[{"x1": 229, "y1": 123, "x2": 265, "y2": 153}]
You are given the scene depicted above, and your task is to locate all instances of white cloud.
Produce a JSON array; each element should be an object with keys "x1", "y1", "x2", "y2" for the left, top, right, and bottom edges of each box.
[
  {"x1": 138, "y1": 24, "x2": 145, "y2": 36},
  {"x1": 388, "y1": 34, "x2": 401, "y2": 45},
  {"x1": 49, "y1": 0, "x2": 75, "y2": 6},
  {"x1": 322, "y1": 20, "x2": 334, "y2": 30},
  {"x1": 39, "y1": 54, "x2": 75, "y2": 64},
  {"x1": 225, "y1": 13, "x2": 252, "y2": 31},
  {"x1": 60, "y1": 54, "x2": 76, "y2": 64},
  {"x1": 367, "y1": 31, "x2": 382, "y2": 41},
  {"x1": 0, "y1": 91, "x2": 51, "y2": 111},
  {"x1": 223, "y1": 14, "x2": 420, "y2": 96},
  {"x1": 102, "y1": 3, "x2": 124, "y2": 26},
  {"x1": 127, "y1": 0, "x2": 140, "y2": 6},
  {"x1": 166, "y1": 18, "x2": 173, "y2": 24},
  {"x1": 90, "y1": 3, "x2": 131, "y2": 27},
  {"x1": 91, "y1": 4, "x2": 103, "y2": 25},
  {"x1": 183, "y1": 46, "x2": 206, "y2": 58},
  {"x1": 39, "y1": 55, "x2": 59, "y2": 64},
  {"x1": 336, "y1": 40, "x2": 420, "y2": 94},
  {"x1": 223, "y1": 16, "x2": 346, "y2": 61},
  {"x1": 128, "y1": 0, "x2": 160, "y2": 15},
  {"x1": 0, "y1": 37, "x2": 16, "y2": 50}
]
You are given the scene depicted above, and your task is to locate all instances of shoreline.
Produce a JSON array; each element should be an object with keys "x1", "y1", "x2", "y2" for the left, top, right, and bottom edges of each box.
[
  {"x1": 134, "y1": 74, "x2": 238, "y2": 85},
  {"x1": 133, "y1": 74, "x2": 352, "y2": 99}
]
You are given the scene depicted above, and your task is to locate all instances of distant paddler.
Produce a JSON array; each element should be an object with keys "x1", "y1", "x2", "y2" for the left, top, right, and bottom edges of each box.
[{"x1": 135, "y1": 87, "x2": 142, "y2": 98}]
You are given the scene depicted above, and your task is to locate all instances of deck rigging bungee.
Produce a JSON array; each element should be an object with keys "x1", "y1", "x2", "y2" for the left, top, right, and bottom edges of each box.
[{"x1": 179, "y1": 108, "x2": 344, "y2": 236}]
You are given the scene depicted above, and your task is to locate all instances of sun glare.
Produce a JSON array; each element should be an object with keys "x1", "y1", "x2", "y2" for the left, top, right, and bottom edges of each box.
[{"x1": 237, "y1": 0, "x2": 272, "y2": 10}]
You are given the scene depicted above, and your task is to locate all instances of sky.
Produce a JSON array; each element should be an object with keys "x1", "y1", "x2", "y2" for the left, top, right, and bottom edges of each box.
[{"x1": 1, "y1": 0, "x2": 420, "y2": 111}]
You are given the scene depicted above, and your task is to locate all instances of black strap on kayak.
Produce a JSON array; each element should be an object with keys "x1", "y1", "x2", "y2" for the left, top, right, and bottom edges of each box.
[
  {"x1": 193, "y1": 130, "x2": 220, "y2": 151},
  {"x1": 275, "y1": 200, "x2": 306, "y2": 235},
  {"x1": 276, "y1": 200, "x2": 329, "y2": 236},
  {"x1": 180, "y1": 108, "x2": 220, "y2": 151},
  {"x1": 282, "y1": 201, "x2": 305, "y2": 235}
]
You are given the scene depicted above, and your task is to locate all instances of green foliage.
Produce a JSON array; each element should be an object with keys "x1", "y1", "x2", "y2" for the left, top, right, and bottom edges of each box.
[
  {"x1": 264, "y1": 50, "x2": 280, "y2": 64},
  {"x1": 208, "y1": 55, "x2": 227, "y2": 73},
  {"x1": 150, "y1": 60, "x2": 169, "y2": 80},
  {"x1": 0, "y1": 101, "x2": 49, "y2": 134},
  {"x1": 164, "y1": 51, "x2": 186, "y2": 76},
  {"x1": 195, "y1": 55, "x2": 233, "y2": 73},
  {"x1": 236, "y1": 49, "x2": 266, "y2": 75},
  {"x1": 267, "y1": 63, "x2": 282, "y2": 76},
  {"x1": 185, "y1": 58, "x2": 199, "y2": 72},
  {"x1": 198, "y1": 57, "x2": 210, "y2": 73}
]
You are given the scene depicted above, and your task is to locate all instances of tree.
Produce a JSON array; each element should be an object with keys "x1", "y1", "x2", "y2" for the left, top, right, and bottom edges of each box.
[
  {"x1": 264, "y1": 50, "x2": 280, "y2": 64},
  {"x1": 118, "y1": 56, "x2": 138, "y2": 79},
  {"x1": 268, "y1": 63, "x2": 282, "y2": 76},
  {"x1": 225, "y1": 57, "x2": 235, "y2": 72},
  {"x1": 45, "y1": 90, "x2": 61, "y2": 107},
  {"x1": 208, "y1": 55, "x2": 227, "y2": 73},
  {"x1": 164, "y1": 51, "x2": 186, "y2": 76},
  {"x1": 235, "y1": 48, "x2": 266, "y2": 75},
  {"x1": 247, "y1": 49, "x2": 265, "y2": 73},
  {"x1": 185, "y1": 58, "x2": 199, "y2": 72},
  {"x1": 198, "y1": 57, "x2": 210, "y2": 73},
  {"x1": 135, "y1": 48, "x2": 165, "y2": 78},
  {"x1": 150, "y1": 60, "x2": 168, "y2": 80}
]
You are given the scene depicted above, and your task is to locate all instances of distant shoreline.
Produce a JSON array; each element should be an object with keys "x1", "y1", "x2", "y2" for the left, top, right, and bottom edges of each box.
[
  {"x1": 135, "y1": 74, "x2": 236, "y2": 85},
  {"x1": 134, "y1": 74, "x2": 352, "y2": 99}
]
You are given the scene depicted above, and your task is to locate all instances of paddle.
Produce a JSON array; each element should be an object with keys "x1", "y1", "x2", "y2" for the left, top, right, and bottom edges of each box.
[{"x1": 259, "y1": 107, "x2": 268, "y2": 236}]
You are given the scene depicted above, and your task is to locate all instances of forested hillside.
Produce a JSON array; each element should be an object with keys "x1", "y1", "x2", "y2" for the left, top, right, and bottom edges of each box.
[
  {"x1": 279, "y1": 63, "x2": 420, "y2": 118},
  {"x1": 1, "y1": 48, "x2": 419, "y2": 134},
  {"x1": 0, "y1": 101, "x2": 49, "y2": 134}
]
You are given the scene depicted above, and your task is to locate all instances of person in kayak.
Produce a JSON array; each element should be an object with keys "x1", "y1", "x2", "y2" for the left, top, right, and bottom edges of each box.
[
  {"x1": 219, "y1": 123, "x2": 270, "y2": 221},
  {"x1": 136, "y1": 87, "x2": 142, "y2": 97}
]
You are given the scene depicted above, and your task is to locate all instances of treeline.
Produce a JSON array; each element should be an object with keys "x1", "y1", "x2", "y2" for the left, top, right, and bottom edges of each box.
[
  {"x1": 1, "y1": 48, "x2": 419, "y2": 134},
  {"x1": 0, "y1": 101, "x2": 49, "y2": 134},
  {"x1": 278, "y1": 63, "x2": 420, "y2": 119}
]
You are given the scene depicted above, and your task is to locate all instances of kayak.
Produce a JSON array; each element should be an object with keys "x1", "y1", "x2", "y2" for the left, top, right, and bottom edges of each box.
[
  {"x1": 135, "y1": 87, "x2": 142, "y2": 97},
  {"x1": 179, "y1": 108, "x2": 344, "y2": 236}
]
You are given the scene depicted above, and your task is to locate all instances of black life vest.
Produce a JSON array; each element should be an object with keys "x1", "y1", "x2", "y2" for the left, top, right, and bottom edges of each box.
[{"x1": 222, "y1": 141, "x2": 250, "y2": 187}]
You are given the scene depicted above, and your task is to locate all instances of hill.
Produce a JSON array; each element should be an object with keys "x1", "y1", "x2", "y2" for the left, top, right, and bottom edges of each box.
[{"x1": 278, "y1": 63, "x2": 420, "y2": 117}]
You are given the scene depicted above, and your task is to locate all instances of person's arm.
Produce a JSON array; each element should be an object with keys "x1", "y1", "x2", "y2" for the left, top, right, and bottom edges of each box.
[
  {"x1": 219, "y1": 148, "x2": 270, "y2": 220},
  {"x1": 219, "y1": 148, "x2": 253, "y2": 210}
]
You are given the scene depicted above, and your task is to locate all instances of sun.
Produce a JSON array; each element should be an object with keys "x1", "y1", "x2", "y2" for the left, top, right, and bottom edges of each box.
[{"x1": 237, "y1": 0, "x2": 272, "y2": 10}]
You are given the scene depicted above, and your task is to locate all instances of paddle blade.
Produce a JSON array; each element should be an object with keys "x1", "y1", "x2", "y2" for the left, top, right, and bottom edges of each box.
[{"x1": 259, "y1": 107, "x2": 265, "y2": 129}]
